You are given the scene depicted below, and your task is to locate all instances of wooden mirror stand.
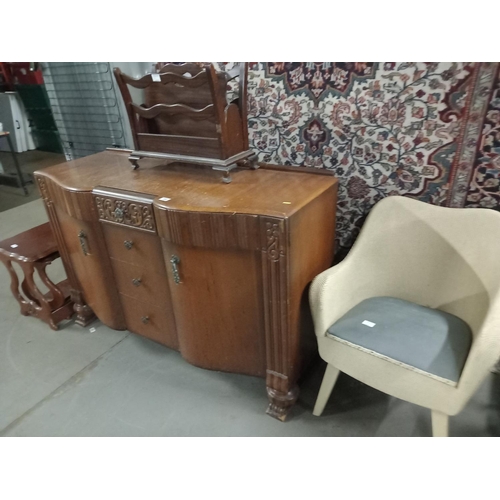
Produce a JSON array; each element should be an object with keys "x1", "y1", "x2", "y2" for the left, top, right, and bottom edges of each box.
[{"x1": 114, "y1": 63, "x2": 257, "y2": 183}]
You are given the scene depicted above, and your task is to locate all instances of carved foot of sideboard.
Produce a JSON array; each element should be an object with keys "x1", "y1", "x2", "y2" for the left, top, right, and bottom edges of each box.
[
  {"x1": 71, "y1": 289, "x2": 96, "y2": 326},
  {"x1": 266, "y1": 386, "x2": 300, "y2": 422}
]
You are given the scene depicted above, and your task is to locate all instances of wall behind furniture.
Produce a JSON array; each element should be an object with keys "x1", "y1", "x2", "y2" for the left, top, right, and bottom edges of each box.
[
  {"x1": 126, "y1": 62, "x2": 500, "y2": 253},
  {"x1": 217, "y1": 63, "x2": 500, "y2": 253}
]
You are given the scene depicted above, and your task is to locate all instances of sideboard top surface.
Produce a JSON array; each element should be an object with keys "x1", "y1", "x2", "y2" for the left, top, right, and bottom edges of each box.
[{"x1": 36, "y1": 151, "x2": 337, "y2": 218}]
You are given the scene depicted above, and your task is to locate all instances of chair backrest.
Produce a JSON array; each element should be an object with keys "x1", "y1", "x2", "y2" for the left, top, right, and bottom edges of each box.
[
  {"x1": 114, "y1": 63, "x2": 249, "y2": 160},
  {"x1": 346, "y1": 196, "x2": 500, "y2": 337}
]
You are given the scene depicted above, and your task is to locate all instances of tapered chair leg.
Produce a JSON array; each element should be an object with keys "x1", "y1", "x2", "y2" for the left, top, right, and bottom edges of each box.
[
  {"x1": 431, "y1": 410, "x2": 449, "y2": 437},
  {"x1": 313, "y1": 364, "x2": 340, "y2": 416}
]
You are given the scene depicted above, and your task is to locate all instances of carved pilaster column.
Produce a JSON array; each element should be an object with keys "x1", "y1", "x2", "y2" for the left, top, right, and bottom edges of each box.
[{"x1": 260, "y1": 217, "x2": 299, "y2": 421}]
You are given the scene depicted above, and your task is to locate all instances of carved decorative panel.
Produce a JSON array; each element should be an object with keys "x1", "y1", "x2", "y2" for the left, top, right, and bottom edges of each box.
[
  {"x1": 260, "y1": 218, "x2": 290, "y2": 389},
  {"x1": 37, "y1": 176, "x2": 50, "y2": 204},
  {"x1": 94, "y1": 196, "x2": 156, "y2": 233}
]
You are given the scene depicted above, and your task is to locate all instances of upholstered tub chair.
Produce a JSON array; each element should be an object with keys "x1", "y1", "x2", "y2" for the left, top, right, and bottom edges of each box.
[{"x1": 309, "y1": 195, "x2": 500, "y2": 437}]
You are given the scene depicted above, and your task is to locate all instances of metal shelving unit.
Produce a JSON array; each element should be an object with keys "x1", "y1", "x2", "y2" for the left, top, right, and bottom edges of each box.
[{"x1": 41, "y1": 62, "x2": 126, "y2": 160}]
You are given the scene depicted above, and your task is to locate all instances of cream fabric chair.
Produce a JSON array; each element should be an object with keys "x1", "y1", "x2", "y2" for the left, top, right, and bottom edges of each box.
[{"x1": 309, "y1": 195, "x2": 500, "y2": 437}]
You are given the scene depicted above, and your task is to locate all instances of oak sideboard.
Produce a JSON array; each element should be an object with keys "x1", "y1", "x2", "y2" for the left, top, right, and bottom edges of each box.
[{"x1": 34, "y1": 150, "x2": 338, "y2": 420}]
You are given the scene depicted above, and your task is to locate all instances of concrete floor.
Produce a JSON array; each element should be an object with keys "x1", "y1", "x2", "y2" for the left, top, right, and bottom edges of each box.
[
  {"x1": 0, "y1": 150, "x2": 65, "y2": 212},
  {"x1": 1, "y1": 199, "x2": 499, "y2": 436}
]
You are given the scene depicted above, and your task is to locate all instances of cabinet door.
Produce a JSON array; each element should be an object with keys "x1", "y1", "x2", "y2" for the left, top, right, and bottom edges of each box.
[
  {"x1": 162, "y1": 241, "x2": 266, "y2": 377},
  {"x1": 55, "y1": 207, "x2": 125, "y2": 330}
]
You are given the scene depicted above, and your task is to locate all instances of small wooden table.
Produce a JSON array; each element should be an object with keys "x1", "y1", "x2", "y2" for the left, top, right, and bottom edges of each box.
[
  {"x1": 0, "y1": 223, "x2": 74, "y2": 330},
  {"x1": 0, "y1": 130, "x2": 29, "y2": 195}
]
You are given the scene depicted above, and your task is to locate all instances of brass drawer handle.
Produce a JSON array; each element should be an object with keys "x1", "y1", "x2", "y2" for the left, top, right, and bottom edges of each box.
[
  {"x1": 78, "y1": 230, "x2": 88, "y2": 256},
  {"x1": 132, "y1": 278, "x2": 142, "y2": 287},
  {"x1": 170, "y1": 255, "x2": 180, "y2": 284},
  {"x1": 124, "y1": 240, "x2": 133, "y2": 250},
  {"x1": 141, "y1": 316, "x2": 149, "y2": 324}
]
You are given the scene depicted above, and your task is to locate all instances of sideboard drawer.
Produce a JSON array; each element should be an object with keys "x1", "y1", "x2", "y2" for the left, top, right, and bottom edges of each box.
[
  {"x1": 93, "y1": 187, "x2": 157, "y2": 233},
  {"x1": 120, "y1": 294, "x2": 178, "y2": 349},
  {"x1": 102, "y1": 223, "x2": 165, "y2": 271},
  {"x1": 111, "y1": 258, "x2": 170, "y2": 306}
]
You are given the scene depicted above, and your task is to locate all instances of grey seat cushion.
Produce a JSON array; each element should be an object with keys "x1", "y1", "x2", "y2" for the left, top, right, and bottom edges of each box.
[{"x1": 326, "y1": 297, "x2": 472, "y2": 383}]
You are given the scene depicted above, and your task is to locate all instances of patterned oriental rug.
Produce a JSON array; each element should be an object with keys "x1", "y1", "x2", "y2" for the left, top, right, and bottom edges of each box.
[{"x1": 171, "y1": 63, "x2": 500, "y2": 253}]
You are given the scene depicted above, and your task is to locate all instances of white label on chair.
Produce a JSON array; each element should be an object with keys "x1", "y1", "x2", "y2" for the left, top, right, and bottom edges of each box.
[
  {"x1": 151, "y1": 74, "x2": 161, "y2": 82},
  {"x1": 362, "y1": 320, "x2": 376, "y2": 327},
  {"x1": 10, "y1": 244, "x2": 18, "y2": 248}
]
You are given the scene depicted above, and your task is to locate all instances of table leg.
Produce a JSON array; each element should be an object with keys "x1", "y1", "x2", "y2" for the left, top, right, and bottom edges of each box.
[
  {"x1": 34, "y1": 259, "x2": 65, "y2": 310},
  {"x1": 0, "y1": 256, "x2": 28, "y2": 313},
  {"x1": 19, "y1": 261, "x2": 57, "y2": 330}
]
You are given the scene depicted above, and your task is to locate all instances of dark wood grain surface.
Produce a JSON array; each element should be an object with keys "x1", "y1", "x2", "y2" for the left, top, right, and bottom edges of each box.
[{"x1": 0, "y1": 222, "x2": 58, "y2": 263}]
